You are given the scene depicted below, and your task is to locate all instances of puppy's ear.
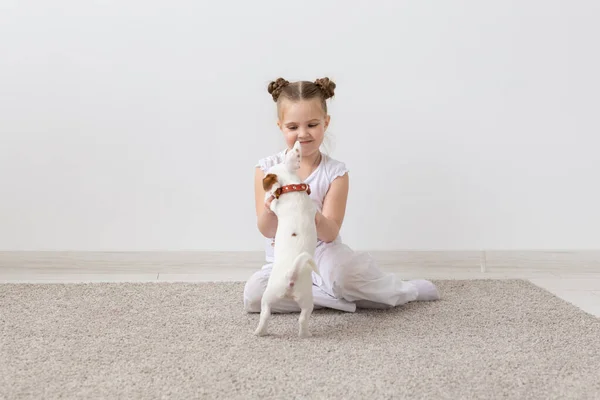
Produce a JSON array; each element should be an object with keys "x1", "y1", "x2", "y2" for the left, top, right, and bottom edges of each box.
[{"x1": 262, "y1": 174, "x2": 278, "y2": 191}]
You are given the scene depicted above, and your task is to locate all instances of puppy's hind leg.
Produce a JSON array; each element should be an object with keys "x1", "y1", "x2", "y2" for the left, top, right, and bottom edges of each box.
[
  {"x1": 254, "y1": 305, "x2": 271, "y2": 337},
  {"x1": 254, "y1": 288, "x2": 276, "y2": 336},
  {"x1": 295, "y1": 291, "x2": 315, "y2": 338}
]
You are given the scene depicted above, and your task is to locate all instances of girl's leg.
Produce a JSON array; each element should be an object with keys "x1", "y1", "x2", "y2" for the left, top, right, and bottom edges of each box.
[
  {"x1": 312, "y1": 242, "x2": 439, "y2": 308},
  {"x1": 243, "y1": 264, "x2": 356, "y2": 313}
]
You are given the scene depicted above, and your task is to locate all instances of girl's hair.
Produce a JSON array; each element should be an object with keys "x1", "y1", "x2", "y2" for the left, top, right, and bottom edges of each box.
[{"x1": 267, "y1": 77, "x2": 336, "y2": 117}]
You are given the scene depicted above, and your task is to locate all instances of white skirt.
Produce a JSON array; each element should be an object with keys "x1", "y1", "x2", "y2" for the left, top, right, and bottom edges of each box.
[{"x1": 243, "y1": 240, "x2": 420, "y2": 313}]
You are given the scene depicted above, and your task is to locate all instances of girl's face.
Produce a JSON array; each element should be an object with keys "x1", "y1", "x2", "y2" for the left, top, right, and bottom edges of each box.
[{"x1": 278, "y1": 99, "x2": 330, "y2": 158}]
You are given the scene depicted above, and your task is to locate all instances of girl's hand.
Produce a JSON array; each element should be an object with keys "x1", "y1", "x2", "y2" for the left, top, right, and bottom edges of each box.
[{"x1": 264, "y1": 195, "x2": 275, "y2": 214}]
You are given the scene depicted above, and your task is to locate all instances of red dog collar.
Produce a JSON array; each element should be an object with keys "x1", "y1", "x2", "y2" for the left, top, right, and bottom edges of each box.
[{"x1": 269, "y1": 183, "x2": 311, "y2": 200}]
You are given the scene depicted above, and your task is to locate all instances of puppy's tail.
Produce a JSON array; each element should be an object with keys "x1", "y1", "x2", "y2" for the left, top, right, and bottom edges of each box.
[{"x1": 287, "y1": 252, "x2": 319, "y2": 289}]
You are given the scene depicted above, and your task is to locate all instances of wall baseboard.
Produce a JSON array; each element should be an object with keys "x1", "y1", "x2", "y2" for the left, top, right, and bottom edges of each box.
[{"x1": 1, "y1": 250, "x2": 599, "y2": 272}]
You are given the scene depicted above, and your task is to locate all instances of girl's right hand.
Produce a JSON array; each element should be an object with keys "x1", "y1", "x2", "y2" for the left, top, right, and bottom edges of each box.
[{"x1": 264, "y1": 195, "x2": 275, "y2": 214}]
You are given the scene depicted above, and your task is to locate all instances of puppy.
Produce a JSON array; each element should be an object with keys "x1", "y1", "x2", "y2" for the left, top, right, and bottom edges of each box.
[{"x1": 254, "y1": 140, "x2": 319, "y2": 338}]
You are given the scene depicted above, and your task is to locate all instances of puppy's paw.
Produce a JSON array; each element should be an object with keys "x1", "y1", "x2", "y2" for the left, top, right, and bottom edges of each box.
[
  {"x1": 254, "y1": 328, "x2": 267, "y2": 337},
  {"x1": 298, "y1": 328, "x2": 312, "y2": 338}
]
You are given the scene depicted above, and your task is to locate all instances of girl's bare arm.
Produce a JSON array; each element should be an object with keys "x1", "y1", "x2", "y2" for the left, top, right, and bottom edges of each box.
[
  {"x1": 254, "y1": 167, "x2": 278, "y2": 238},
  {"x1": 316, "y1": 173, "x2": 349, "y2": 243}
]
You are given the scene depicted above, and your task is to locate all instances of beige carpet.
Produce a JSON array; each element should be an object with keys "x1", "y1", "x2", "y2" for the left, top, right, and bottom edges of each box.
[{"x1": 1, "y1": 280, "x2": 599, "y2": 399}]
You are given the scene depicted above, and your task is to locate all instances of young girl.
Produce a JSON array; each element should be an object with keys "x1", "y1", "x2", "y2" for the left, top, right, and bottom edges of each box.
[{"x1": 244, "y1": 77, "x2": 440, "y2": 313}]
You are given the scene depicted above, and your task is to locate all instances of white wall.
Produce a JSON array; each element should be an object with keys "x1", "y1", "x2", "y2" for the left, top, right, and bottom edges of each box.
[{"x1": 1, "y1": 0, "x2": 599, "y2": 251}]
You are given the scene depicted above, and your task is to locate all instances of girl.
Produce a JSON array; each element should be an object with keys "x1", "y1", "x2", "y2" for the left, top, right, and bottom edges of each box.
[{"x1": 244, "y1": 77, "x2": 439, "y2": 313}]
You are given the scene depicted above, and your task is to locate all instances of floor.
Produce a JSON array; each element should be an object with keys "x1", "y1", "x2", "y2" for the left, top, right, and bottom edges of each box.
[{"x1": 1, "y1": 251, "x2": 599, "y2": 317}]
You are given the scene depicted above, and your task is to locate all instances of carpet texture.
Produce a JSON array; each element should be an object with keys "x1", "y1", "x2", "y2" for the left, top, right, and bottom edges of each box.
[{"x1": 1, "y1": 280, "x2": 599, "y2": 399}]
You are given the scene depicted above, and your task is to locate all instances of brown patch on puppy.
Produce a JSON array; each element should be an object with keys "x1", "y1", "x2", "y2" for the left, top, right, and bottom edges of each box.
[{"x1": 262, "y1": 174, "x2": 278, "y2": 191}]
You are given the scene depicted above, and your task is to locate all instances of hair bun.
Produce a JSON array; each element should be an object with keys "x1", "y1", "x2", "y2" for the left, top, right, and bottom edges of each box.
[
  {"x1": 314, "y1": 77, "x2": 336, "y2": 99},
  {"x1": 267, "y1": 78, "x2": 290, "y2": 102}
]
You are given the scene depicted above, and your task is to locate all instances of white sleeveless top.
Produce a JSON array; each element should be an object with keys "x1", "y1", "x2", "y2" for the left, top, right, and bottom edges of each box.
[{"x1": 256, "y1": 149, "x2": 349, "y2": 262}]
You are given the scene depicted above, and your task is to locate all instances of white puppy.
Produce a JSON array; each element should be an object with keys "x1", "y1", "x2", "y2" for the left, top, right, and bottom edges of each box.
[{"x1": 254, "y1": 140, "x2": 320, "y2": 338}]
